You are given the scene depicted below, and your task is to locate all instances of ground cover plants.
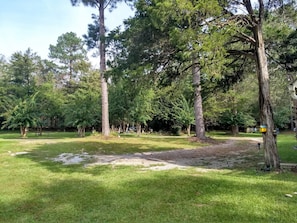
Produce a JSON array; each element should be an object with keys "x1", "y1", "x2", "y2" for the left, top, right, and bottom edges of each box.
[{"x1": 0, "y1": 131, "x2": 297, "y2": 223}]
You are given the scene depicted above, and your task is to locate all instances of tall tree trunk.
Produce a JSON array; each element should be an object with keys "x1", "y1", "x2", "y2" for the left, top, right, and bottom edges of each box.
[
  {"x1": 192, "y1": 56, "x2": 206, "y2": 140},
  {"x1": 253, "y1": 22, "x2": 280, "y2": 169},
  {"x1": 241, "y1": 0, "x2": 280, "y2": 169},
  {"x1": 99, "y1": 1, "x2": 110, "y2": 137}
]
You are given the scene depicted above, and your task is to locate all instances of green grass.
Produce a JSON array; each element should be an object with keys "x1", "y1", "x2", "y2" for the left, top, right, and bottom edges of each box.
[
  {"x1": 207, "y1": 130, "x2": 263, "y2": 139},
  {"x1": 0, "y1": 130, "x2": 85, "y2": 139},
  {"x1": 277, "y1": 132, "x2": 297, "y2": 163},
  {"x1": 0, "y1": 131, "x2": 297, "y2": 223}
]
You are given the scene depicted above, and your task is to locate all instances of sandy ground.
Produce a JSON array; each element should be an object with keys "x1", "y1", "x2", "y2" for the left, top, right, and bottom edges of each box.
[{"x1": 51, "y1": 137, "x2": 263, "y2": 171}]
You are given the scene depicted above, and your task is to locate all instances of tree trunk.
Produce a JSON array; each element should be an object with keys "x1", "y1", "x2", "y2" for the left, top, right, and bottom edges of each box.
[
  {"x1": 231, "y1": 125, "x2": 239, "y2": 136},
  {"x1": 77, "y1": 126, "x2": 86, "y2": 137},
  {"x1": 136, "y1": 123, "x2": 141, "y2": 136},
  {"x1": 231, "y1": 108, "x2": 239, "y2": 136},
  {"x1": 187, "y1": 124, "x2": 191, "y2": 136},
  {"x1": 37, "y1": 126, "x2": 42, "y2": 136},
  {"x1": 293, "y1": 100, "x2": 297, "y2": 138},
  {"x1": 20, "y1": 126, "x2": 25, "y2": 138},
  {"x1": 20, "y1": 126, "x2": 28, "y2": 138},
  {"x1": 77, "y1": 127, "x2": 81, "y2": 137},
  {"x1": 192, "y1": 56, "x2": 206, "y2": 140},
  {"x1": 253, "y1": 22, "x2": 280, "y2": 169},
  {"x1": 99, "y1": 1, "x2": 110, "y2": 137},
  {"x1": 101, "y1": 75, "x2": 110, "y2": 136},
  {"x1": 82, "y1": 127, "x2": 85, "y2": 137}
]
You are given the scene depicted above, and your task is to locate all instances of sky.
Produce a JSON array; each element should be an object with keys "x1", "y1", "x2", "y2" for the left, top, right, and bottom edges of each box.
[{"x1": 0, "y1": 0, "x2": 134, "y2": 63}]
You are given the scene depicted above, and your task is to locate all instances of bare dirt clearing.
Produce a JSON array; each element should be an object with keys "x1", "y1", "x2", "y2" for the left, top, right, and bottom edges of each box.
[{"x1": 51, "y1": 137, "x2": 263, "y2": 171}]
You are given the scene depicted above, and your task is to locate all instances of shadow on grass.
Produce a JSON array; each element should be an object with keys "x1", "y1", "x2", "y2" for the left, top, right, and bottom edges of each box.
[
  {"x1": 1, "y1": 170, "x2": 296, "y2": 223},
  {"x1": 0, "y1": 131, "x2": 84, "y2": 139},
  {"x1": 14, "y1": 140, "x2": 154, "y2": 174},
  {"x1": 278, "y1": 142, "x2": 297, "y2": 163},
  {"x1": 12, "y1": 135, "x2": 268, "y2": 176},
  {"x1": 14, "y1": 138, "x2": 261, "y2": 175},
  {"x1": 13, "y1": 133, "x2": 297, "y2": 180}
]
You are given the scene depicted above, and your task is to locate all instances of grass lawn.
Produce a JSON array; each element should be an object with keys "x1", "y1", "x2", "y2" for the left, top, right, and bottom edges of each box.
[{"x1": 0, "y1": 131, "x2": 297, "y2": 223}]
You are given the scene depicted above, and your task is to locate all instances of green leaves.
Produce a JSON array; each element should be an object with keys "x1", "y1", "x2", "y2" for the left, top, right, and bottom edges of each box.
[
  {"x1": 64, "y1": 72, "x2": 101, "y2": 130},
  {"x1": 2, "y1": 93, "x2": 39, "y2": 132},
  {"x1": 220, "y1": 110, "x2": 256, "y2": 128},
  {"x1": 8, "y1": 49, "x2": 39, "y2": 98},
  {"x1": 171, "y1": 95, "x2": 194, "y2": 127},
  {"x1": 49, "y1": 32, "x2": 88, "y2": 84},
  {"x1": 130, "y1": 88, "x2": 155, "y2": 125}
]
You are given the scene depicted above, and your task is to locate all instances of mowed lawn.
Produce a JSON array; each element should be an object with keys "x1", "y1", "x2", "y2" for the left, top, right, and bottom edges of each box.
[{"x1": 0, "y1": 131, "x2": 297, "y2": 223}]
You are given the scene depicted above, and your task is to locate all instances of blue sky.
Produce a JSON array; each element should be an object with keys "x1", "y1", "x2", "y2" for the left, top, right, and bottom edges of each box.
[{"x1": 0, "y1": 0, "x2": 134, "y2": 61}]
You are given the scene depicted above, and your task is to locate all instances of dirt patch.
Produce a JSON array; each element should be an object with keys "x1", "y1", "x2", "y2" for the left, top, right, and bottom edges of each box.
[{"x1": 51, "y1": 137, "x2": 263, "y2": 171}]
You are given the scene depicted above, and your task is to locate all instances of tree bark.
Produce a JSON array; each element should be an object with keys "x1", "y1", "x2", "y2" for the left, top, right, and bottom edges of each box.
[
  {"x1": 37, "y1": 126, "x2": 42, "y2": 136},
  {"x1": 252, "y1": 17, "x2": 280, "y2": 169},
  {"x1": 192, "y1": 56, "x2": 206, "y2": 140},
  {"x1": 231, "y1": 108, "x2": 239, "y2": 136},
  {"x1": 238, "y1": 0, "x2": 281, "y2": 169},
  {"x1": 187, "y1": 124, "x2": 191, "y2": 136},
  {"x1": 20, "y1": 126, "x2": 27, "y2": 138},
  {"x1": 77, "y1": 127, "x2": 81, "y2": 137},
  {"x1": 99, "y1": 0, "x2": 110, "y2": 137},
  {"x1": 231, "y1": 125, "x2": 239, "y2": 136},
  {"x1": 136, "y1": 123, "x2": 141, "y2": 136},
  {"x1": 82, "y1": 127, "x2": 85, "y2": 137},
  {"x1": 293, "y1": 100, "x2": 297, "y2": 138},
  {"x1": 77, "y1": 126, "x2": 86, "y2": 137}
]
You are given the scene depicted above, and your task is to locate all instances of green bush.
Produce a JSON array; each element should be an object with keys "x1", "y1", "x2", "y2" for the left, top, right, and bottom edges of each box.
[{"x1": 171, "y1": 125, "x2": 182, "y2": 136}]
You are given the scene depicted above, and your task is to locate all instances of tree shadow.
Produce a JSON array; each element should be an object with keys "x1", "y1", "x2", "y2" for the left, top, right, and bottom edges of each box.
[
  {"x1": 13, "y1": 136, "x2": 297, "y2": 182},
  {"x1": 0, "y1": 131, "x2": 82, "y2": 139},
  {"x1": 12, "y1": 136, "x2": 268, "y2": 175},
  {"x1": 1, "y1": 172, "x2": 296, "y2": 223},
  {"x1": 15, "y1": 140, "x2": 154, "y2": 174}
]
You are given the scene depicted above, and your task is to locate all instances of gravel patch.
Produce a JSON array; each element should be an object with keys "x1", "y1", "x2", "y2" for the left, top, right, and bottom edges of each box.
[{"x1": 50, "y1": 138, "x2": 262, "y2": 171}]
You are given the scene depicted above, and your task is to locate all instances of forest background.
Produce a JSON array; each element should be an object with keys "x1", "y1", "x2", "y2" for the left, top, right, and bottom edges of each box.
[{"x1": 0, "y1": 0, "x2": 296, "y2": 140}]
